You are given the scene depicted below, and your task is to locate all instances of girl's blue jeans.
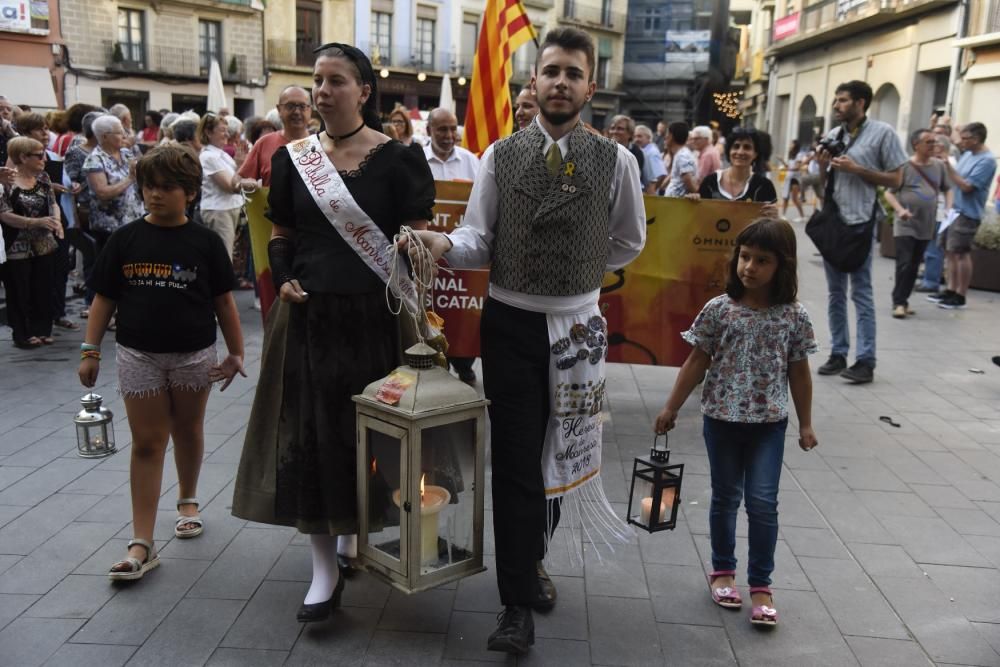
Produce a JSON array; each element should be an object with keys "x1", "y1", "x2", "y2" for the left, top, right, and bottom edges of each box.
[{"x1": 703, "y1": 416, "x2": 787, "y2": 588}]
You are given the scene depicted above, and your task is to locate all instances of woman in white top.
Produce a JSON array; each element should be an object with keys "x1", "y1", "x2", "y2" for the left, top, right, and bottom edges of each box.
[{"x1": 197, "y1": 113, "x2": 257, "y2": 258}]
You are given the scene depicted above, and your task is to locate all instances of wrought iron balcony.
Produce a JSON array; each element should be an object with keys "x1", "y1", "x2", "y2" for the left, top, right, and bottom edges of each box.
[
  {"x1": 357, "y1": 43, "x2": 464, "y2": 74},
  {"x1": 560, "y1": 0, "x2": 627, "y2": 33},
  {"x1": 105, "y1": 41, "x2": 250, "y2": 82}
]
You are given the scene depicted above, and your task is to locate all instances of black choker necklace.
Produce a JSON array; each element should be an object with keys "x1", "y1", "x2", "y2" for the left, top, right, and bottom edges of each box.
[{"x1": 325, "y1": 121, "x2": 366, "y2": 142}]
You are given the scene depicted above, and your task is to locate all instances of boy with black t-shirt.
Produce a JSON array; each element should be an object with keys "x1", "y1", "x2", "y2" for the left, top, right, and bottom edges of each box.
[{"x1": 79, "y1": 145, "x2": 246, "y2": 582}]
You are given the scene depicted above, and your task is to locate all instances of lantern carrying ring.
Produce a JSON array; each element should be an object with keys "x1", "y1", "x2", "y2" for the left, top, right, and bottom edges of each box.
[{"x1": 651, "y1": 434, "x2": 670, "y2": 462}]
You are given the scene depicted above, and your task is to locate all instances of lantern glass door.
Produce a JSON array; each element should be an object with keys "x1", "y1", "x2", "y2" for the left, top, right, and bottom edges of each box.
[
  {"x1": 628, "y1": 459, "x2": 680, "y2": 531},
  {"x1": 418, "y1": 418, "x2": 477, "y2": 573},
  {"x1": 364, "y1": 422, "x2": 407, "y2": 567}
]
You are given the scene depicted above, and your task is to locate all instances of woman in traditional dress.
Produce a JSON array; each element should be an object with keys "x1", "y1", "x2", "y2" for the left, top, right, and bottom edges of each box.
[{"x1": 232, "y1": 43, "x2": 435, "y2": 622}]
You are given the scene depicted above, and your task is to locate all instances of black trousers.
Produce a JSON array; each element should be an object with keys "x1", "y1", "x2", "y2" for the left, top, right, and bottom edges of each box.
[
  {"x1": 3, "y1": 254, "x2": 54, "y2": 343},
  {"x1": 481, "y1": 298, "x2": 560, "y2": 606},
  {"x1": 892, "y1": 236, "x2": 930, "y2": 307}
]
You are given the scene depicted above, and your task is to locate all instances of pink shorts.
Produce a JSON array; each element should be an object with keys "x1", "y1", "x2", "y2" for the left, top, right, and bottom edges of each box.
[{"x1": 116, "y1": 344, "x2": 217, "y2": 398}]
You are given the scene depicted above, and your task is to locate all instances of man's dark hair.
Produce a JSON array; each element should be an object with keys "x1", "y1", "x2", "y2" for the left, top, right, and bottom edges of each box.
[
  {"x1": 535, "y1": 27, "x2": 596, "y2": 82},
  {"x1": 136, "y1": 144, "x2": 202, "y2": 197},
  {"x1": 909, "y1": 128, "x2": 931, "y2": 149},
  {"x1": 668, "y1": 121, "x2": 689, "y2": 145},
  {"x1": 171, "y1": 119, "x2": 197, "y2": 144},
  {"x1": 726, "y1": 218, "x2": 799, "y2": 305},
  {"x1": 65, "y1": 103, "x2": 99, "y2": 133},
  {"x1": 835, "y1": 80, "x2": 873, "y2": 111},
  {"x1": 965, "y1": 121, "x2": 988, "y2": 144}
]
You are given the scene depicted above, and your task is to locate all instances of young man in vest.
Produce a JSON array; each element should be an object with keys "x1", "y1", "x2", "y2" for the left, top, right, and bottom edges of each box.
[{"x1": 407, "y1": 27, "x2": 645, "y2": 655}]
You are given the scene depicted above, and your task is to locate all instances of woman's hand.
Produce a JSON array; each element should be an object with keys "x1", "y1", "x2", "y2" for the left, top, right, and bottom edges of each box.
[
  {"x1": 897, "y1": 208, "x2": 913, "y2": 221},
  {"x1": 209, "y1": 354, "x2": 246, "y2": 391},
  {"x1": 799, "y1": 425, "x2": 818, "y2": 451},
  {"x1": 34, "y1": 216, "x2": 62, "y2": 234},
  {"x1": 654, "y1": 407, "x2": 679, "y2": 434},
  {"x1": 279, "y1": 279, "x2": 309, "y2": 303},
  {"x1": 239, "y1": 178, "x2": 258, "y2": 193},
  {"x1": 760, "y1": 202, "x2": 779, "y2": 218},
  {"x1": 78, "y1": 357, "x2": 99, "y2": 387},
  {"x1": 684, "y1": 193, "x2": 701, "y2": 201}
]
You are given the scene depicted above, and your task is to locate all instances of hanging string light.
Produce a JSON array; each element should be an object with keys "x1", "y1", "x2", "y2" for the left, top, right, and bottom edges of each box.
[{"x1": 713, "y1": 91, "x2": 743, "y2": 120}]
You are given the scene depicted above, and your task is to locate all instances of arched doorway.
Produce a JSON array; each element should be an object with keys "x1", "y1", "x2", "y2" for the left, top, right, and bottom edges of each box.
[
  {"x1": 797, "y1": 95, "x2": 823, "y2": 148},
  {"x1": 870, "y1": 83, "x2": 900, "y2": 127}
]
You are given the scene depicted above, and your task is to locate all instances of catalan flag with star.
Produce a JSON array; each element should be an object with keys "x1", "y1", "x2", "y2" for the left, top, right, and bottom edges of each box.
[{"x1": 462, "y1": 0, "x2": 537, "y2": 156}]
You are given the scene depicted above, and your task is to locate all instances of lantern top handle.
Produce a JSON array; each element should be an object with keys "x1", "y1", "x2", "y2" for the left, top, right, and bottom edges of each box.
[
  {"x1": 81, "y1": 393, "x2": 104, "y2": 410},
  {"x1": 651, "y1": 433, "x2": 670, "y2": 462}
]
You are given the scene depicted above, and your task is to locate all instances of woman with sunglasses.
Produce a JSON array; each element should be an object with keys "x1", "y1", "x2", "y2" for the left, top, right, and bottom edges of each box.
[
  {"x1": 0, "y1": 136, "x2": 63, "y2": 348},
  {"x1": 233, "y1": 43, "x2": 435, "y2": 623},
  {"x1": 690, "y1": 127, "x2": 779, "y2": 217}
]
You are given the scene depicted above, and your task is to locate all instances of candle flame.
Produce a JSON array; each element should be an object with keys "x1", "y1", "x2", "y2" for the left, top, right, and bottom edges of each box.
[
  {"x1": 371, "y1": 458, "x2": 377, "y2": 475},
  {"x1": 420, "y1": 473, "x2": 425, "y2": 501}
]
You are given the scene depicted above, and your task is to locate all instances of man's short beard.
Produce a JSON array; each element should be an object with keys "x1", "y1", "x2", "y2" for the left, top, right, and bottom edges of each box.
[{"x1": 539, "y1": 102, "x2": 582, "y2": 127}]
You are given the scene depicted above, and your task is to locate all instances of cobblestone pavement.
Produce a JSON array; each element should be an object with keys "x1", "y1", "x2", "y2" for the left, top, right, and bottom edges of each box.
[{"x1": 2, "y1": 224, "x2": 1000, "y2": 666}]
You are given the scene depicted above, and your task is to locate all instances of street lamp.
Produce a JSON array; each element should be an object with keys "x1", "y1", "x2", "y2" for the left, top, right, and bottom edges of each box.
[{"x1": 354, "y1": 342, "x2": 488, "y2": 593}]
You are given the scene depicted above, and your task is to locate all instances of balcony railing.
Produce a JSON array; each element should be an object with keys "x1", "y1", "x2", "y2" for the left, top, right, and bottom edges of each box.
[
  {"x1": 267, "y1": 38, "x2": 321, "y2": 68},
  {"x1": 560, "y1": 1, "x2": 627, "y2": 32},
  {"x1": 357, "y1": 43, "x2": 464, "y2": 74},
  {"x1": 105, "y1": 41, "x2": 249, "y2": 82}
]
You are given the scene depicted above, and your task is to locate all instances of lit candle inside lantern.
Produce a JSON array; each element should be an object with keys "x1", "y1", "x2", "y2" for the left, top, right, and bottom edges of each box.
[
  {"x1": 639, "y1": 488, "x2": 677, "y2": 525},
  {"x1": 393, "y1": 473, "x2": 451, "y2": 566}
]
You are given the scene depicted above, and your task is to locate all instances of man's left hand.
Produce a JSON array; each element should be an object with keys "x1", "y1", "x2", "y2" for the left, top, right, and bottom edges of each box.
[{"x1": 830, "y1": 156, "x2": 861, "y2": 174}]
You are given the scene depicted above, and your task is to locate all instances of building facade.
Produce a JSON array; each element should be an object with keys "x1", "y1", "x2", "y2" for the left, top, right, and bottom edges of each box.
[
  {"x1": 0, "y1": 0, "x2": 65, "y2": 111},
  {"x1": 60, "y1": 0, "x2": 266, "y2": 120},
  {"x1": 954, "y1": 0, "x2": 1000, "y2": 148},
  {"x1": 745, "y1": 0, "x2": 959, "y2": 155}
]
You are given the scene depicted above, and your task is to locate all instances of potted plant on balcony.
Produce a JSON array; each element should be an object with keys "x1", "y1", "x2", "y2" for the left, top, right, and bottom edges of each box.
[
  {"x1": 112, "y1": 42, "x2": 125, "y2": 66},
  {"x1": 970, "y1": 211, "x2": 1000, "y2": 292},
  {"x1": 228, "y1": 55, "x2": 239, "y2": 77}
]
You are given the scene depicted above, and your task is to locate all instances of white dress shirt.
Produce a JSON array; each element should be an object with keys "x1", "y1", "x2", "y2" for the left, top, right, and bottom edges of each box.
[
  {"x1": 445, "y1": 117, "x2": 646, "y2": 314},
  {"x1": 424, "y1": 144, "x2": 480, "y2": 181}
]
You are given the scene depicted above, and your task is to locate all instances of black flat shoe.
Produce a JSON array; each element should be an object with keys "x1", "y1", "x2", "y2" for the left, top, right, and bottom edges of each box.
[
  {"x1": 533, "y1": 561, "x2": 557, "y2": 612},
  {"x1": 337, "y1": 554, "x2": 358, "y2": 579},
  {"x1": 487, "y1": 605, "x2": 534, "y2": 655},
  {"x1": 296, "y1": 573, "x2": 345, "y2": 622}
]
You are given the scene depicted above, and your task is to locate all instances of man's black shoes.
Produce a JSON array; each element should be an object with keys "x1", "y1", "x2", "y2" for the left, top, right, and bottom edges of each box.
[
  {"x1": 487, "y1": 605, "x2": 535, "y2": 655},
  {"x1": 817, "y1": 354, "x2": 846, "y2": 375},
  {"x1": 840, "y1": 362, "x2": 874, "y2": 384},
  {"x1": 534, "y1": 561, "x2": 557, "y2": 611}
]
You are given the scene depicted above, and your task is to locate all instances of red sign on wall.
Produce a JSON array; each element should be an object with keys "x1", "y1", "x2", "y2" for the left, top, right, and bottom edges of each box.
[{"x1": 773, "y1": 13, "x2": 800, "y2": 41}]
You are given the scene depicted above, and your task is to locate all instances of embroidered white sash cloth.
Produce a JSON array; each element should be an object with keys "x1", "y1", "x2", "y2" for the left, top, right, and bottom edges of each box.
[{"x1": 285, "y1": 134, "x2": 421, "y2": 314}]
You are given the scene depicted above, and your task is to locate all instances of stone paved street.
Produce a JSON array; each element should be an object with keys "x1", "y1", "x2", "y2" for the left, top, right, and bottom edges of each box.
[{"x1": 3, "y1": 224, "x2": 1000, "y2": 666}]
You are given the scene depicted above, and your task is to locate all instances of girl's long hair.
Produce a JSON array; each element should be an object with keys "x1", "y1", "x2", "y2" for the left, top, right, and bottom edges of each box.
[{"x1": 725, "y1": 217, "x2": 798, "y2": 305}]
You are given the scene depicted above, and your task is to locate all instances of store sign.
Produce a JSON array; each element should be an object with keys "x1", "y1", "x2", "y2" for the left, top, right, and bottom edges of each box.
[
  {"x1": 0, "y1": 0, "x2": 30, "y2": 32},
  {"x1": 664, "y1": 31, "x2": 710, "y2": 63},
  {"x1": 773, "y1": 12, "x2": 800, "y2": 41}
]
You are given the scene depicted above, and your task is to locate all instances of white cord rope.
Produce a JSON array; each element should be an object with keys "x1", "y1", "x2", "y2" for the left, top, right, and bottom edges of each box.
[{"x1": 386, "y1": 225, "x2": 438, "y2": 343}]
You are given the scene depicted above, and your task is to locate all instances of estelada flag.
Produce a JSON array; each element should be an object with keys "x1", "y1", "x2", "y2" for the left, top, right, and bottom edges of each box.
[
  {"x1": 462, "y1": 0, "x2": 536, "y2": 155},
  {"x1": 244, "y1": 189, "x2": 278, "y2": 319}
]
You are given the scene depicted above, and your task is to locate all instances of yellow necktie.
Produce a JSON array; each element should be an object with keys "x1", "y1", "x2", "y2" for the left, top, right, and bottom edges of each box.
[{"x1": 545, "y1": 142, "x2": 562, "y2": 176}]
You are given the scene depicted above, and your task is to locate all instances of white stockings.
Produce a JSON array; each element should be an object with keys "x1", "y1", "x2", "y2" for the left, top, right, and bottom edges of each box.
[{"x1": 304, "y1": 534, "x2": 340, "y2": 605}]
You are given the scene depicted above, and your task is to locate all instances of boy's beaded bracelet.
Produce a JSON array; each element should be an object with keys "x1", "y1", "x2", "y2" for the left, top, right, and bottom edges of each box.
[
  {"x1": 80, "y1": 343, "x2": 100, "y2": 351},
  {"x1": 80, "y1": 350, "x2": 101, "y2": 361}
]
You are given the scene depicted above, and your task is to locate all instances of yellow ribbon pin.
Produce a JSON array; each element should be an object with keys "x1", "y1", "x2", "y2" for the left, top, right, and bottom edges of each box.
[{"x1": 564, "y1": 162, "x2": 576, "y2": 177}]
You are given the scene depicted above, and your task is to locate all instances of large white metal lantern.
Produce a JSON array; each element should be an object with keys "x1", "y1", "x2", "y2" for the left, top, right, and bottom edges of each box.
[
  {"x1": 74, "y1": 393, "x2": 117, "y2": 459},
  {"x1": 353, "y1": 342, "x2": 488, "y2": 594}
]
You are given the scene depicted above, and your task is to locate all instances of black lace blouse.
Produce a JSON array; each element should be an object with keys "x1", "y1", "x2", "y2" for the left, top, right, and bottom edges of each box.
[{"x1": 267, "y1": 137, "x2": 436, "y2": 294}]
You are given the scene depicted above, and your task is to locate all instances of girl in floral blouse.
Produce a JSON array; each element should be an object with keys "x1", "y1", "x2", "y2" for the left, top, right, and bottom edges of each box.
[{"x1": 654, "y1": 217, "x2": 818, "y2": 628}]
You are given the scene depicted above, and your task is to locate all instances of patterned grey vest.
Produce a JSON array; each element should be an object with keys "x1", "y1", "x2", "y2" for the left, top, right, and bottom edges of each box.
[{"x1": 491, "y1": 122, "x2": 618, "y2": 296}]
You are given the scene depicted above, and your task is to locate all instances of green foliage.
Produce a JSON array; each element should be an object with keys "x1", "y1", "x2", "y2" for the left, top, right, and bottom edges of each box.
[{"x1": 974, "y1": 217, "x2": 1000, "y2": 251}]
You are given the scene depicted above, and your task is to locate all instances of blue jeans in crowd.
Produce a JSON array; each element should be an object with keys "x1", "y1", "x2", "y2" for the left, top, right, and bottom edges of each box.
[
  {"x1": 823, "y1": 248, "x2": 876, "y2": 367},
  {"x1": 703, "y1": 416, "x2": 787, "y2": 588},
  {"x1": 920, "y1": 225, "x2": 944, "y2": 290}
]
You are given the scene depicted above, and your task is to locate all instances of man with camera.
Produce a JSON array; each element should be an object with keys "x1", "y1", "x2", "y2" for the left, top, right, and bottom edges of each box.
[{"x1": 815, "y1": 80, "x2": 907, "y2": 384}]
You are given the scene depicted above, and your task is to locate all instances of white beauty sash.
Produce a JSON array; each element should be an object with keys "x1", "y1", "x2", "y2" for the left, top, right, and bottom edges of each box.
[{"x1": 285, "y1": 134, "x2": 421, "y2": 314}]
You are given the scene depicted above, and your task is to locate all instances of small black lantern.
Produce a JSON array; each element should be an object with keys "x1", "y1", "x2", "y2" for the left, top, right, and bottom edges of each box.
[{"x1": 627, "y1": 435, "x2": 683, "y2": 532}]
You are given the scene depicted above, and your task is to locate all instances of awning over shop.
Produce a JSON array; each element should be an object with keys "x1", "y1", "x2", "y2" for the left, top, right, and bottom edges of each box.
[{"x1": 0, "y1": 66, "x2": 58, "y2": 109}]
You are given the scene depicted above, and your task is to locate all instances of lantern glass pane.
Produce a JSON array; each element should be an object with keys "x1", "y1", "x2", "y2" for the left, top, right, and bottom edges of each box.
[
  {"x1": 366, "y1": 429, "x2": 404, "y2": 563},
  {"x1": 629, "y1": 475, "x2": 660, "y2": 529},
  {"x1": 77, "y1": 424, "x2": 93, "y2": 453},
  {"x1": 419, "y1": 419, "x2": 476, "y2": 572}
]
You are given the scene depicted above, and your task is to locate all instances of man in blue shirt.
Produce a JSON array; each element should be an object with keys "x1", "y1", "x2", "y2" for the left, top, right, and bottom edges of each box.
[{"x1": 932, "y1": 122, "x2": 996, "y2": 309}]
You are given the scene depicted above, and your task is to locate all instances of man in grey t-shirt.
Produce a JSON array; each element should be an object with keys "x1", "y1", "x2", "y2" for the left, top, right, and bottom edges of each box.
[{"x1": 815, "y1": 80, "x2": 907, "y2": 385}]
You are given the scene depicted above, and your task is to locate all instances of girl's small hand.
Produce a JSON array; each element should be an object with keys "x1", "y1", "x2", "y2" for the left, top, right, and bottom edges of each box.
[
  {"x1": 654, "y1": 407, "x2": 678, "y2": 434},
  {"x1": 799, "y1": 426, "x2": 818, "y2": 451},
  {"x1": 78, "y1": 358, "x2": 99, "y2": 388},
  {"x1": 210, "y1": 354, "x2": 246, "y2": 391},
  {"x1": 279, "y1": 279, "x2": 309, "y2": 303},
  {"x1": 760, "y1": 202, "x2": 779, "y2": 218}
]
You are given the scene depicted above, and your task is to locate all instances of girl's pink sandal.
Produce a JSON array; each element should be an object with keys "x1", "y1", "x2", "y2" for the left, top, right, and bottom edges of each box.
[
  {"x1": 749, "y1": 586, "x2": 778, "y2": 626},
  {"x1": 708, "y1": 570, "x2": 742, "y2": 609}
]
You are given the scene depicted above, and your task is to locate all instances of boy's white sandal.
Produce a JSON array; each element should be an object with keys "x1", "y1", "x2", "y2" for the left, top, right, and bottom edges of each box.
[{"x1": 174, "y1": 498, "x2": 204, "y2": 538}]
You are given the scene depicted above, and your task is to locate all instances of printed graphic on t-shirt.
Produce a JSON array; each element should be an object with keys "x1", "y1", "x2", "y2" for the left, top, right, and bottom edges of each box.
[{"x1": 122, "y1": 262, "x2": 199, "y2": 289}]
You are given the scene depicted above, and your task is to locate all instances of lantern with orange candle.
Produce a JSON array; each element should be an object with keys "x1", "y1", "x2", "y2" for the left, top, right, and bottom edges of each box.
[{"x1": 627, "y1": 434, "x2": 684, "y2": 532}]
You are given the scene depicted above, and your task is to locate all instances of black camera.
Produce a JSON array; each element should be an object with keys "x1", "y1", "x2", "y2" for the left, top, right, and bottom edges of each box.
[{"x1": 818, "y1": 136, "x2": 847, "y2": 158}]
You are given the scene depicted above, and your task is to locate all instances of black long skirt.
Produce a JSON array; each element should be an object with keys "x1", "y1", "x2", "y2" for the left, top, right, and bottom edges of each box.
[{"x1": 233, "y1": 292, "x2": 398, "y2": 535}]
